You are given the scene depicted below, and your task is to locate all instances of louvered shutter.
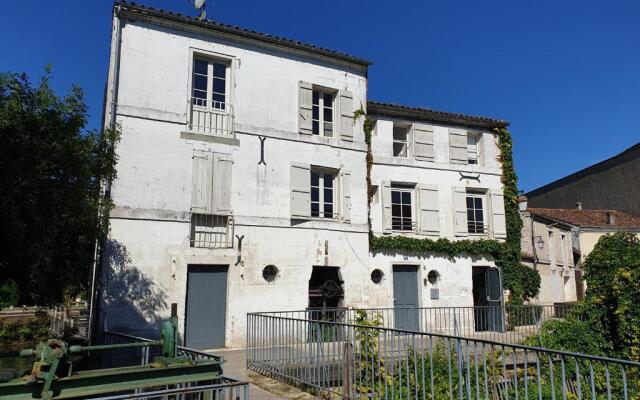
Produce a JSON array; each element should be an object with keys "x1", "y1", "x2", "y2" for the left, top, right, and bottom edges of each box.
[
  {"x1": 413, "y1": 124, "x2": 435, "y2": 162},
  {"x1": 290, "y1": 163, "x2": 311, "y2": 219},
  {"x1": 191, "y1": 150, "x2": 212, "y2": 213},
  {"x1": 491, "y1": 189, "x2": 507, "y2": 239},
  {"x1": 449, "y1": 129, "x2": 468, "y2": 165},
  {"x1": 299, "y1": 81, "x2": 313, "y2": 135},
  {"x1": 453, "y1": 186, "x2": 469, "y2": 237},
  {"x1": 382, "y1": 181, "x2": 392, "y2": 233},
  {"x1": 339, "y1": 90, "x2": 354, "y2": 141},
  {"x1": 213, "y1": 153, "x2": 233, "y2": 215},
  {"x1": 341, "y1": 170, "x2": 351, "y2": 223},
  {"x1": 419, "y1": 184, "x2": 439, "y2": 234}
]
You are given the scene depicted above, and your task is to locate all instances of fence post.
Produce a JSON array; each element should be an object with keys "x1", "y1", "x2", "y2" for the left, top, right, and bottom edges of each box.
[{"x1": 343, "y1": 342, "x2": 353, "y2": 399}]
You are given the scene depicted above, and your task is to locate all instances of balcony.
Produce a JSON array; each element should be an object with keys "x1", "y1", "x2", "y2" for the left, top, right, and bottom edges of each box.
[
  {"x1": 190, "y1": 214, "x2": 234, "y2": 249},
  {"x1": 188, "y1": 98, "x2": 234, "y2": 137}
]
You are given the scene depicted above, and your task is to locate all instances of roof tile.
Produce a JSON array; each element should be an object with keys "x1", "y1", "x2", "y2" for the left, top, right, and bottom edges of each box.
[{"x1": 528, "y1": 208, "x2": 640, "y2": 229}]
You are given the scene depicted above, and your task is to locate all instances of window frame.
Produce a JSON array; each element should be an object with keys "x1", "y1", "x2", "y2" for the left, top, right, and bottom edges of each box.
[
  {"x1": 465, "y1": 190, "x2": 487, "y2": 235},
  {"x1": 310, "y1": 167, "x2": 338, "y2": 220},
  {"x1": 467, "y1": 131, "x2": 482, "y2": 165},
  {"x1": 311, "y1": 88, "x2": 337, "y2": 137},
  {"x1": 390, "y1": 183, "x2": 416, "y2": 231},
  {"x1": 392, "y1": 124, "x2": 411, "y2": 158},
  {"x1": 188, "y1": 49, "x2": 235, "y2": 113}
]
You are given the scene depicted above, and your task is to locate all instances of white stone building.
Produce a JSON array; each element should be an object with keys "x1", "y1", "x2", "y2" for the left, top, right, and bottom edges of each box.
[{"x1": 98, "y1": 2, "x2": 510, "y2": 348}]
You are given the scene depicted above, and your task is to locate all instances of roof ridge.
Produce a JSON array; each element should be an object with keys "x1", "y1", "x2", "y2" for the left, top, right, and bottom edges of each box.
[
  {"x1": 115, "y1": 1, "x2": 372, "y2": 67},
  {"x1": 367, "y1": 100, "x2": 508, "y2": 128}
]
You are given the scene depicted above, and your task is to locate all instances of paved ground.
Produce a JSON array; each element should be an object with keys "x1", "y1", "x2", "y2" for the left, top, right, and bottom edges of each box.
[{"x1": 211, "y1": 348, "x2": 316, "y2": 400}]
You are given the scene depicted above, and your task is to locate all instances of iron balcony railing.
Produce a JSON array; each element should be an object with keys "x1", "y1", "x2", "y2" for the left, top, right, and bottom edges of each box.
[
  {"x1": 189, "y1": 99, "x2": 234, "y2": 137},
  {"x1": 258, "y1": 304, "x2": 582, "y2": 347},
  {"x1": 246, "y1": 311, "x2": 640, "y2": 399},
  {"x1": 190, "y1": 214, "x2": 234, "y2": 249}
]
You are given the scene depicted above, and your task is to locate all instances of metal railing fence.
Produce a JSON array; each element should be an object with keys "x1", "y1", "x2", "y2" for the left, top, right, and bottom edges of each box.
[
  {"x1": 190, "y1": 213, "x2": 234, "y2": 249},
  {"x1": 247, "y1": 312, "x2": 640, "y2": 399},
  {"x1": 257, "y1": 304, "x2": 582, "y2": 346},
  {"x1": 90, "y1": 380, "x2": 250, "y2": 400}
]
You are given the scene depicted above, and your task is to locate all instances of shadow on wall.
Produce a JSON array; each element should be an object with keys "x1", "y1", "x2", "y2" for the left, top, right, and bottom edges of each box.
[{"x1": 100, "y1": 239, "x2": 168, "y2": 338}]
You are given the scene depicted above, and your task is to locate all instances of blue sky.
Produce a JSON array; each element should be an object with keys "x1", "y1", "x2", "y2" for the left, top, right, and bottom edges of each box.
[{"x1": 1, "y1": 0, "x2": 638, "y2": 191}]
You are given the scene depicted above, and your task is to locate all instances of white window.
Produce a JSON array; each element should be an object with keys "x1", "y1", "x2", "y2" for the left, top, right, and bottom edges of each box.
[
  {"x1": 391, "y1": 184, "x2": 415, "y2": 231},
  {"x1": 312, "y1": 90, "x2": 335, "y2": 136},
  {"x1": 190, "y1": 150, "x2": 233, "y2": 248},
  {"x1": 192, "y1": 58, "x2": 228, "y2": 110},
  {"x1": 466, "y1": 191, "x2": 487, "y2": 234},
  {"x1": 561, "y1": 233, "x2": 568, "y2": 267},
  {"x1": 190, "y1": 57, "x2": 233, "y2": 136},
  {"x1": 393, "y1": 125, "x2": 410, "y2": 157},
  {"x1": 467, "y1": 132, "x2": 481, "y2": 165},
  {"x1": 311, "y1": 169, "x2": 337, "y2": 219}
]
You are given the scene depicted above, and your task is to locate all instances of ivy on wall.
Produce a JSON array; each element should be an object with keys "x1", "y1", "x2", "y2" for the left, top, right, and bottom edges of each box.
[{"x1": 354, "y1": 110, "x2": 540, "y2": 303}]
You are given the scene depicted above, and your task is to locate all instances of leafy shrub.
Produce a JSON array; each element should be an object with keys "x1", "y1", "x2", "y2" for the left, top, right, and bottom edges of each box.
[{"x1": 0, "y1": 315, "x2": 50, "y2": 344}]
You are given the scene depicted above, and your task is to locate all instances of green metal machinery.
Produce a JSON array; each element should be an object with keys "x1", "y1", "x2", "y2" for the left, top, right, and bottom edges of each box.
[{"x1": 0, "y1": 308, "x2": 224, "y2": 400}]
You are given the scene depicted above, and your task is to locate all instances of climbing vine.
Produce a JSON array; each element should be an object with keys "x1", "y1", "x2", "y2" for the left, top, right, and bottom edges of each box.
[{"x1": 354, "y1": 110, "x2": 540, "y2": 303}]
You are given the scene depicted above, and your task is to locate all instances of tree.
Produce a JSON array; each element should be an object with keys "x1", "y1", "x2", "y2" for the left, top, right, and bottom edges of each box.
[
  {"x1": 0, "y1": 67, "x2": 119, "y2": 305},
  {"x1": 582, "y1": 232, "x2": 640, "y2": 361}
]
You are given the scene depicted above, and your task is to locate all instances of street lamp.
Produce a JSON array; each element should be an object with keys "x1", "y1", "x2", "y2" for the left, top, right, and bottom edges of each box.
[{"x1": 535, "y1": 236, "x2": 545, "y2": 250}]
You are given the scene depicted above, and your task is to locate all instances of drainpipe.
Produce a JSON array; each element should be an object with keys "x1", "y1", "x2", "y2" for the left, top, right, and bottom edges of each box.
[{"x1": 88, "y1": 6, "x2": 123, "y2": 344}]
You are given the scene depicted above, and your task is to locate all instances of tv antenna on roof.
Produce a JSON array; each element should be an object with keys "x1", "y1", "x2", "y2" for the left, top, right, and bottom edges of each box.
[{"x1": 188, "y1": 0, "x2": 207, "y2": 20}]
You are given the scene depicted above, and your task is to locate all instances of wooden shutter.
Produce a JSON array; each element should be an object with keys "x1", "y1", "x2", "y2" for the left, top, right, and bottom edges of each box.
[
  {"x1": 213, "y1": 153, "x2": 233, "y2": 215},
  {"x1": 339, "y1": 90, "x2": 354, "y2": 141},
  {"x1": 290, "y1": 163, "x2": 311, "y2": 219},
  {"x1": 491, "y1": 189, "x2": 507, "y2": 239},
  {"x1": 453, "y1": 186, "x2": 468, "y2": 237},
  {"x1": 419, "y1": 184, "x2": 439, "y2": 234},
  {"x1": 191, "y1": 150, "x2": 213, "y2": 213},
  {"x1": 341, "y1": 170, "x2": 352, "y2": 223},
  {"x1": 449, "y1": 129, "x2": 468, "y2": 165},
  {"x1": 413, "y1": 124, "x2": 435, "y2": 162},
  {"x1": 299, "y1": 81, "x2": 313, "y2": 135},
  {"x1": 382, "y1": 181, "x2": 392, "y2": 233}
]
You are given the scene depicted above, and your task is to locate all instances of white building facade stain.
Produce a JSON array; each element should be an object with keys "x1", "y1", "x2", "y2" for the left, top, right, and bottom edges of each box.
[{"x1": 99, "y1": 3, "x2": 510, "y2": 348}]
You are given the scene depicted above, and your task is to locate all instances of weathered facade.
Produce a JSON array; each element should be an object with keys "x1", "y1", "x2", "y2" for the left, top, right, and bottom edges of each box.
[
  {"x1": 519, "y1": 203, "x2": 640, "y2": 304},
  {"x1": 519, "y1": 204, "x2": 578, "y2": 305},
  {"x1": 527, "y1": 142, "x2": 640, "y2": 217},
  {"x1": 98, "y1": 2, "x2": 510, "y2": 348}
]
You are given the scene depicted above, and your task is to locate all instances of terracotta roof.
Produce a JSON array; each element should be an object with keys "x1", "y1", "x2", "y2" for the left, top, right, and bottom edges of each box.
[
  {"x1": 367, "y1": 101, "x2": 509, "y2": 130},
  {"x1": 115, "y1": 2, "x2": 372, "y2": 67},
  {"x1": 527, "y1": 208, "x2": 640, "y2": 229}
]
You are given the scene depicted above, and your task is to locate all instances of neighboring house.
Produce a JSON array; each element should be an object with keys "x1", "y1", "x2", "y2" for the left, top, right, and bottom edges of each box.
[
  {"x1": 527, "y1": 142, "x2": 640, "y2": 217},
  {"x1": 519, "y1": 200, "x2": 640, "y2": 304},
  {"x1": 519, "y1": 201, "x2": 579, "y2": 305},
  {"x1": 98, "y1": 2, "x2": 510, "y2": 349}
]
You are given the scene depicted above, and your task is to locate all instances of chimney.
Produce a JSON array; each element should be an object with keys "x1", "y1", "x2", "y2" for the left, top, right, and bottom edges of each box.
[
  {"x1": 607, "y1": 211, "x2": 616, "y2": 225},
  {"x1": 576, "y1": 202, "x2": 583, "y2": 210}
]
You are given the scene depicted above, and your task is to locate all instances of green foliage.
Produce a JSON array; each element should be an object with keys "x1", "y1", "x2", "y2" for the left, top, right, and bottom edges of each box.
[
  {"x1": 525, "y1": 316, "x2": 611, "y2": 356},
  {"x1": 0, "y1": 280, "x2": 19, "y2": 308},
  {"x1": 354, "y1": 110, "x2": 540, "y2": 302},
  {"x1": 0, "y1": 68, "x2": 120, "y2": 305},
  {"x1": 582, "y1": 232, "x2": 640, "y2": 361},
  {"x1": 0, "y1": 315, "x2": 51, "y2": 344}
]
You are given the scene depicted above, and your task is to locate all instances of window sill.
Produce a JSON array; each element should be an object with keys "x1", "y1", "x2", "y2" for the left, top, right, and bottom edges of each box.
[{"x1": 181, "y1": 130, "x2": 240, "y2": 146}]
